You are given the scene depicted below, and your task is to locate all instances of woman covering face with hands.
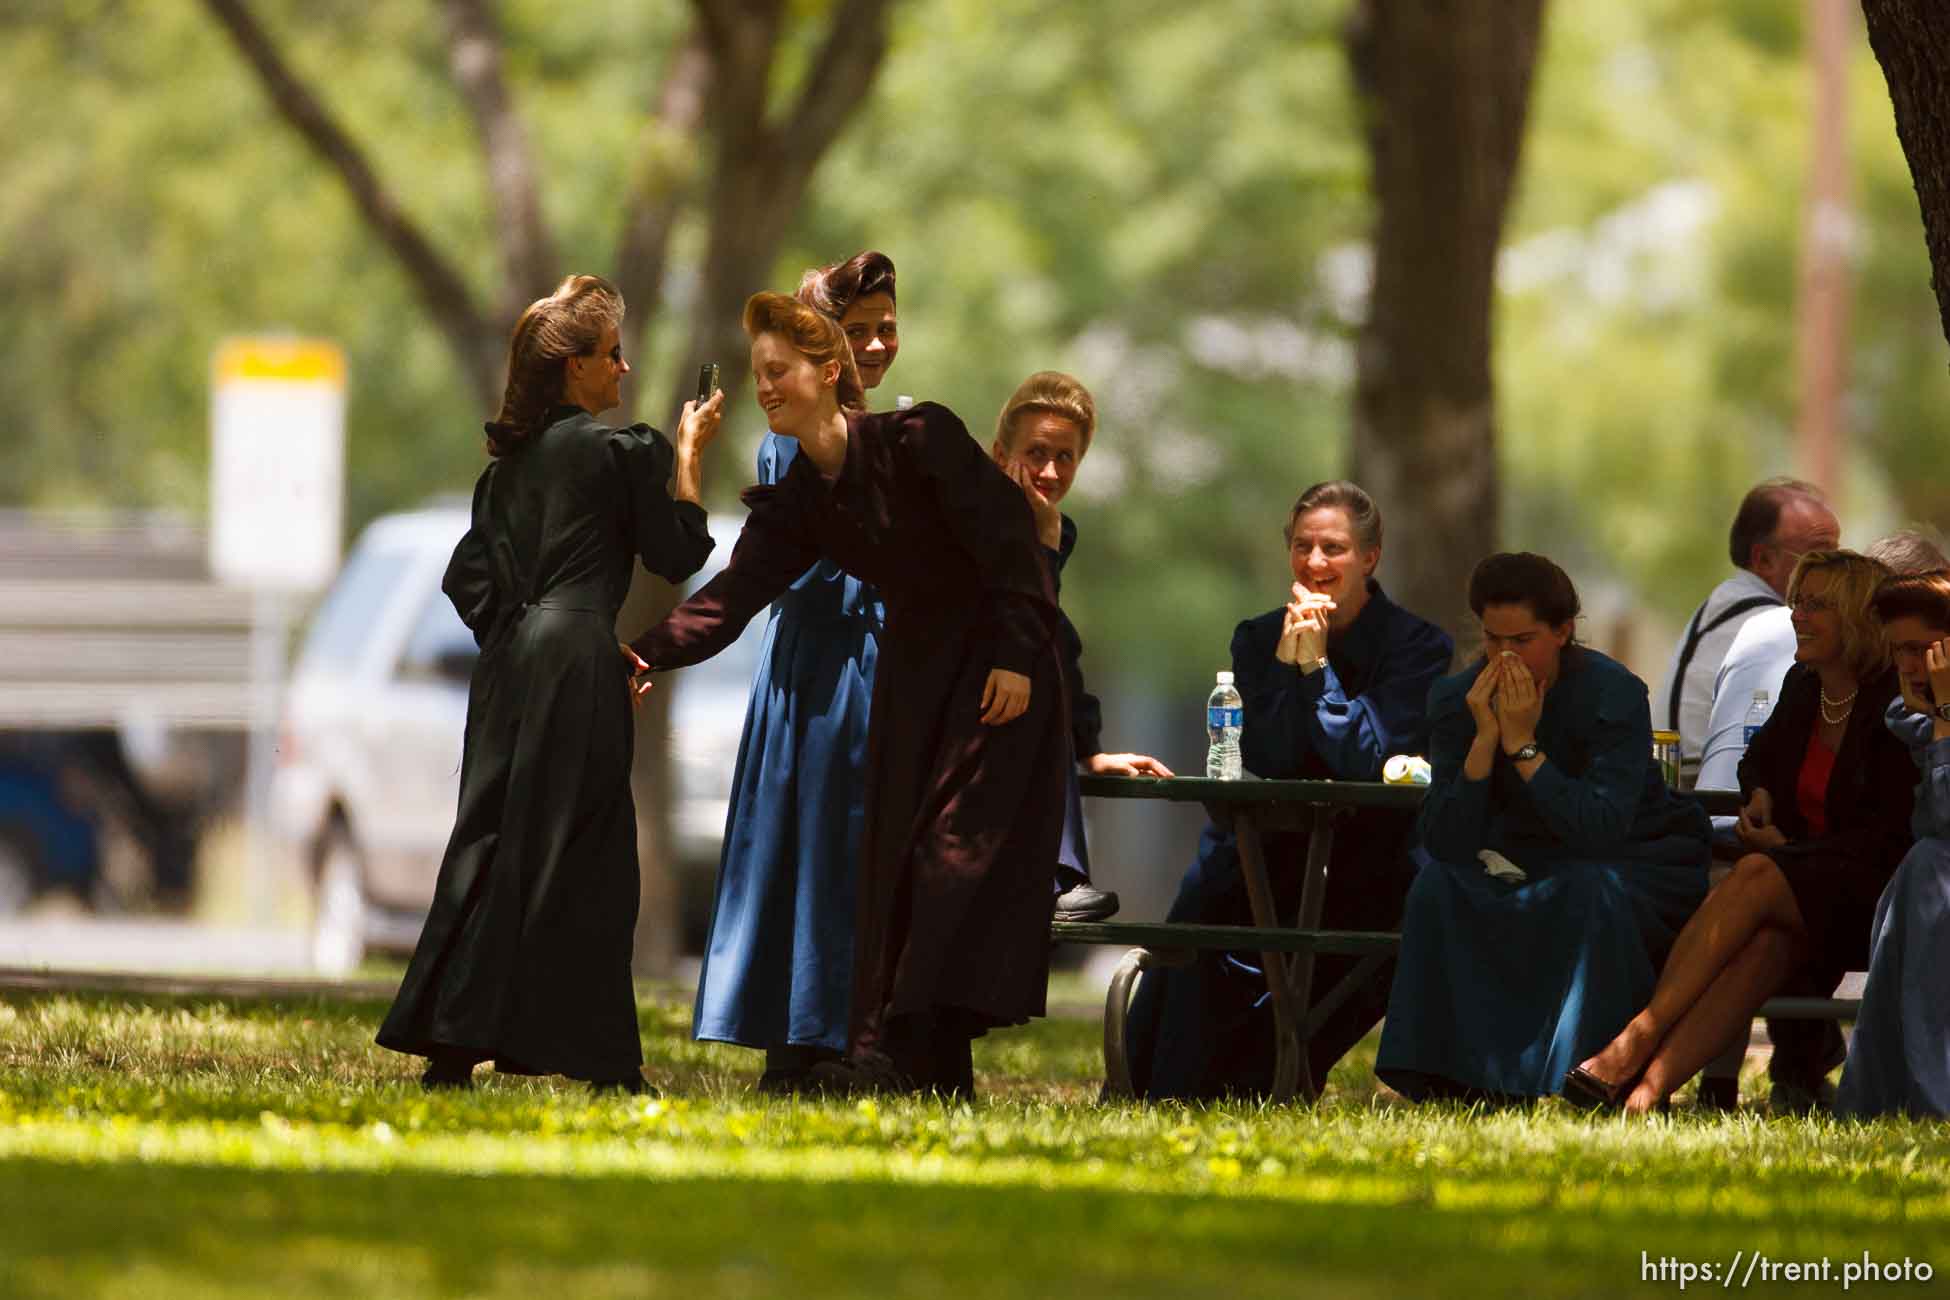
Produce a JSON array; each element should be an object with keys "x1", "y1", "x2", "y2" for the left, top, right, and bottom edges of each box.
[{"x1": 1376, "y1": 552, "x2": 1712, "y2": 1104}]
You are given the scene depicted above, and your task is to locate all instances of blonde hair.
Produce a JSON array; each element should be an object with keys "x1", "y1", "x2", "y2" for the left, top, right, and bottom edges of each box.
[
  {"x1": 1788, "y1": 549, "x2": 1894, "y2": 681},
  {"x1": 994, "y1": 371, "x2": 1096, "y2": 453},
  {"x1": 742, "y1": 291, "x2": 865, "y2": 412},
  {"x1": 487, "y1": 274, "x2": 623, "y2": 454}
]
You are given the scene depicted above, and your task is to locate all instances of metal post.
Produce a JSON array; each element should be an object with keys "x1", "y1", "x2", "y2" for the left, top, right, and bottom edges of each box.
[{"x1": 244, "y1": 589, "x2": 288, "y2": 927}]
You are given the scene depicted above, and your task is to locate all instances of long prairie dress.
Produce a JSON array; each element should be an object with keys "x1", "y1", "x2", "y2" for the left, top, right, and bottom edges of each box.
[
  {"x1": 1375, "y1": 648, "x2": 1711, "y2": 1101},
  {"x1": 635, "y1": 403, "x2": 1068, "y2": 1053},
  {"x1": 691, "y1": 430, "x2": 883, "y2": 1053},
  {"x1": 376, "y1": 407, "x2": 714, "y2": 1081}
]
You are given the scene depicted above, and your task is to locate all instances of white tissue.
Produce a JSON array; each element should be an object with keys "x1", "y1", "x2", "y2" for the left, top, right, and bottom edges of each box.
[{"x1": 1478, "y1": 849, "x2": 1528, "y2": 882}]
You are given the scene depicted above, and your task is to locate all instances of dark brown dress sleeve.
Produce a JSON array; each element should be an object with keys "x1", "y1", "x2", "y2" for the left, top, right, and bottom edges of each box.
[
  {"x1": 630, "y1": 480, "x2": 820, "y2": 671},
  {"x1": 897, "y1": 402, "x2": 1059, "y2": 676}
]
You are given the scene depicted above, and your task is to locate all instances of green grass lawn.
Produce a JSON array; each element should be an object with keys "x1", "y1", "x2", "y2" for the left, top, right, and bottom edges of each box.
[{"x1": 1, "y1": 985, "x2": 1945, "y2": 1299}]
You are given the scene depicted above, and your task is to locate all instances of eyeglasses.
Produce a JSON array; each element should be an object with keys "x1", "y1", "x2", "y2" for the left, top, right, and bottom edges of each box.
[
  {"x1": 607, "y1": 345, "x2": 623, "y2": 364},
  {"x1": 1788, "y1": 595, "x2": 1835, "y2": 614}
]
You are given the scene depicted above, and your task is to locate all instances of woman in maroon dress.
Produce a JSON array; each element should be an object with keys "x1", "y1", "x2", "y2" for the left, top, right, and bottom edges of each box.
[{"x1": 634, "y1": 292, "x2": 1068, "y2": 1098}]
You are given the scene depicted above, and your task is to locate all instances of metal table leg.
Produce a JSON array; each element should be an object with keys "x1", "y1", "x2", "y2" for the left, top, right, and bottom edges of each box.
[
  {"x1": 1232, "y1": 806, "x2": 1321, "y2": 1101},
  {"x1": 1101, "y1": 945, "x2": 1192, "y2": 1099}
]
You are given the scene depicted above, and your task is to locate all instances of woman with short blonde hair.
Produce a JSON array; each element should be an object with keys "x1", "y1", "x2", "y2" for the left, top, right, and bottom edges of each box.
[{"x1": 1569, "y1": 549, "x2": 1916, "y2": 1113}]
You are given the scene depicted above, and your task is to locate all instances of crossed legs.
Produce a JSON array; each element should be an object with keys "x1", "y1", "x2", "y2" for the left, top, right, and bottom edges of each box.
[{"x1": 1574, "y1": 853, "x2": 1808, "y2": 1114}]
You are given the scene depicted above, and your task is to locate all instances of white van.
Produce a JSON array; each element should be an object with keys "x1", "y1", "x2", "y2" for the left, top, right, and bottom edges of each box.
[{"x1": 270, "y1": 503, "x2": 761, "y2": 973}]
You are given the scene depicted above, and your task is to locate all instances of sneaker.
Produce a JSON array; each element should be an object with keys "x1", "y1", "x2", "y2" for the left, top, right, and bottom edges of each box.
[{"x1": 1054, "y1": 882, "x2": 1120, "y2": 923}]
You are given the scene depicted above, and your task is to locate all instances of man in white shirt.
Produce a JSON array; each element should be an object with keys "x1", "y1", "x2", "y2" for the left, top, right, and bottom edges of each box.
[
  {"x1": 1697, "y1": 528, "x2": 1946, "y2": 800},
  {"x1": 1657, "y1": 479, "x2": 1838, "y2": 772}
]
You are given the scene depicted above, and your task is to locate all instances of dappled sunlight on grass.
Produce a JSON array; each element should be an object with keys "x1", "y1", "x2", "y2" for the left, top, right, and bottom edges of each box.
[{"x1": 2, "y1": 986, "x2": 1946, "y2": 1298}]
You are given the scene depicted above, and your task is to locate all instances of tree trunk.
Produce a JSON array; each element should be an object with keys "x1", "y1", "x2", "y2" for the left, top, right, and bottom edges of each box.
[
  {"x1": 1862, "y1": 1, "x2": 1950, "y2": 353},
  {"x1": 1344, "y1": 0, "x2": 1548, "y2": 644}
]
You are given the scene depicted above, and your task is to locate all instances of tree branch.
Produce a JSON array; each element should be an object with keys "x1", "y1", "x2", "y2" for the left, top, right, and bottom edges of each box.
[
  {"x1": 441, "y1": 0, "x2": 558, "y2": 318},
  {"x1": 615, "y1": 29, "x2": 713, "y2": 368},
  {"x1": 774, "y1": 0, "x2": 895, "y2": 198},
  {"x1": 200, "y1": 0, "x2": 501, "y2": 403}
]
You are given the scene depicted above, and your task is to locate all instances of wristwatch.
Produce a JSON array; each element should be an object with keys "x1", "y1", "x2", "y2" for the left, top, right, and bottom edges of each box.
[
  {"x1": 1505, "y1": 742, "x2": 1541, "y2": 762},
  {"x1": 1935, "y1": 702, "x2": 1950, "y2": 723}
]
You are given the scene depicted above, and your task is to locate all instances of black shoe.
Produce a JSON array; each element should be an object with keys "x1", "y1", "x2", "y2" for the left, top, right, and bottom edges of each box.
[
  {"x1": 757, "y1": 1068, "x2": 812, "y2": 1096},
  {"x1": 1767, "y1": 1077, "x2": 1836, "y2": 1117},
  {"x1": 1561, "y1": 1065, "x2": 1630, "y2": 1112},
  {"x1": 588, "y1": 1073, "x2": 652, "y2": 1096},
  {"x1": 1054, "y1": 882, "x2": 1120, "y2": 923},
  {"x1": 806, "y1": 1051, "x2": 913, "y2": 1097},
  {"x1": 420, "y1": 1050, "x2": 478, "y2": 1091},
  {"x1": 1695, "y1": 1076, "x2": 1740, "y2": 1112}
]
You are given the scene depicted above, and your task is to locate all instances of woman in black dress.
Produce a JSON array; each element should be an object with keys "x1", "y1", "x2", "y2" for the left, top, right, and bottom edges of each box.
[
  {"x1": 377, "y1": 274, "x2": 723, "y2": 1091},
  {"x1": 1568, "y1": 549, "x2": 1914, "y2": 1113},
  {"x1": 634, "y1": 292, "x2": 1069, "y2": 1099}
]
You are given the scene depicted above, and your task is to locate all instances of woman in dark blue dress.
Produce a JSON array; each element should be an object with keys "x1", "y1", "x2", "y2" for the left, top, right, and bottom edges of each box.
[
  {"x1": 1376, "y1": 552, "x2": 1711, "y2": 1104},
  {"x1": 1124, "y1": 481, "x2": 1453, "y2": 1099},
  {"x1": 693, "y1": 252, "x2": 900, "y2": 1092},
  {"x1": 378, "y1": 275, "x2": 721, "y2": 1091}
]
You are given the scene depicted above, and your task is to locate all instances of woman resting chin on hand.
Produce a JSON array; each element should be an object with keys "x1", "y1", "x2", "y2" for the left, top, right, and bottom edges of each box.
[{"x1": 987, "y1": 371, "x2": 1172, "y2": 923}]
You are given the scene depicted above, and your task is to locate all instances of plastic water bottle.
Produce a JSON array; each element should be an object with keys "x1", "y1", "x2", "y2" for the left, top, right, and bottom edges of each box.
[
  {"x1": 1743, "y1": 689, "x2": 1771, "y2": 746},
  {"x1": 1206, "y1": 670, "x2": 1243, "y2": 780}
]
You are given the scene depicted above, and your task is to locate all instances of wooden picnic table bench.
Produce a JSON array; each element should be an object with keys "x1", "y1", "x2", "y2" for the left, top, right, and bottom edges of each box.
[{"x1": 1060, "y1": 774, "x2": 1860, "y2": 1103}]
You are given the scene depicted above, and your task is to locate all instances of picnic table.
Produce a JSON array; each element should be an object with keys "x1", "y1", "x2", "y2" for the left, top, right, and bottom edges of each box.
[{"x1": 1059, "y1": 774, "x2": 1753, "y2": 1103}]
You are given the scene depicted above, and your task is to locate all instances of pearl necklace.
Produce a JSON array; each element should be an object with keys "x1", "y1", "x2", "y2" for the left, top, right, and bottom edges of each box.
[{"x1": 1819, "y1": 683, "x2": 1858, "y2": 726}]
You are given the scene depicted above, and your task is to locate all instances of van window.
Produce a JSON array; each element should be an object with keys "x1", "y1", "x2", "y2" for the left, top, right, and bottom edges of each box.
[
  {"x1": 398, "y1": 588, "x2": 477, "y2": 680},
  {"x1": 298, "y1": 544, "x2": 411, "y2": 673}
]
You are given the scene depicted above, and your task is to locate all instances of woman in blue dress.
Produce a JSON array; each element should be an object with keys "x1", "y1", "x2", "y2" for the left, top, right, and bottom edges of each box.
[
  {"x1": 1837, "y1": 569, "x2": 1950, "y2": 1119},
  {"x1": 1376, "y1": 552, "x2": 1712, "y2": 1103},
  {"x1": 693, "y1": 251, "x2": 900, "y2": 1092}
]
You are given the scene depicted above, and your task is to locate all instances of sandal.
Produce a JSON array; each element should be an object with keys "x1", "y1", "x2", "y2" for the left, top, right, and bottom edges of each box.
[{"x1": 1561, "y1": 1064, "x2": 1631, "y2": 1111}]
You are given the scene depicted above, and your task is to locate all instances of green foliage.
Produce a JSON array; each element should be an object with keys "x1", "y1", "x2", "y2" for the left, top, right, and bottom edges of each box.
[
  {"x1": 5, "y1": 0, "x2": 1950, "y2": 682},
  {"x1": 2, "y1": 987, "x2": 1946, "y2": 1299},
  {"x1": 1500, "y1": 2, "x2": 1950, "y2": 623}
]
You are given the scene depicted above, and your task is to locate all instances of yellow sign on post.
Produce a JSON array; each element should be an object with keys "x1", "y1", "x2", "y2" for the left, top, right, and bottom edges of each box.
[{"x1": 210, "y1": 337, "x2": 347, "y2": 592}]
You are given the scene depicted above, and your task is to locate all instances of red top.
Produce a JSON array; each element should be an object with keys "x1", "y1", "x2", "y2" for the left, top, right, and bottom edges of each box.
[{"x1": 1795, "y1": 728, "x2": 1836, "y2": 839}]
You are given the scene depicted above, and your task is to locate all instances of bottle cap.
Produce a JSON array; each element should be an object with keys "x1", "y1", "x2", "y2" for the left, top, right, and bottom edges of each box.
[{"x1": 1216, "y1": 670, "x2": 1234, "y2": 685}]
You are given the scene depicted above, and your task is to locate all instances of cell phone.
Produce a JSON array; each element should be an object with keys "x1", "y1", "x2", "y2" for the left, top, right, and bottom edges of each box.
[{"x1": 696, "y1": 362, "x2": 720, "y2": 404}]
